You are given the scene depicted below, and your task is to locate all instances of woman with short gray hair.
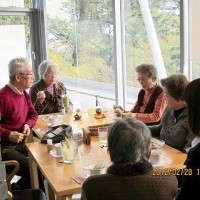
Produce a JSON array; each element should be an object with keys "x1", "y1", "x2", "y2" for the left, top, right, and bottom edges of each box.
[
  {"x1": 107, "y1": 118, "x2": 151, "y2": 165},
  {"x1": 117, "y1": 63, "x2": 166, "y2": 125},
  {"x1": 38, "y1": 60, "x2": 58, "y2": 79},
  {"x1": 29, "y1": 60, "x2": 73, "y2": 114},
  {"x1": 81, "y1": 118, "x2": 178, "y2": 200}
]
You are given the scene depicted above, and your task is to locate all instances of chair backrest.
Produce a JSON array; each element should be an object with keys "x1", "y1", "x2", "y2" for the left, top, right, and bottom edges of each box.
[
  {"x1": 3, "y1": 160, "x2": 46, "y2": 200},
  {"x1": 7, "y1": 191, "x2": 12, "y2": 200},
  {"x1": 82, "y1": 173, "x2": 178, "y2": 200},
  {"x1": 12, "y1": 189, "x2": 46, "y2": 200},
  {"x1": 3, "y1": 160, "x2": 20, "y2": 192}
]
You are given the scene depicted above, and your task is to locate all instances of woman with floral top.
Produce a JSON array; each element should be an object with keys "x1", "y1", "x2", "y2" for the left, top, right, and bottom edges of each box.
[{"x1": 29, "y1": 60, "x2": 73, "y2": 114}]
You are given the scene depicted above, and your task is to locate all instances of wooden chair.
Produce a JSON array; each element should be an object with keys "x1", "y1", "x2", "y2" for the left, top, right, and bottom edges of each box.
[
  {"x1": 3, "y1": 160, "x2": 46, "y2": 200},
  {"x1": 4, "y1": 160, "x2": 19, "y2": 192}
]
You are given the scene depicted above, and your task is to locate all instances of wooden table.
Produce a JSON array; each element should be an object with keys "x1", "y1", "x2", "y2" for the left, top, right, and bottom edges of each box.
[
  {"x1": 33, "y1": 109, "x2": 115, "y2": 139},
  {"x1": 26, "y1": 138, "x2": 109, "y2": 200},
  {"x1": 28, "y1": 109, "x2": 187, "y2": 200},
  {"x1": 26, "y1": 138, "x2": 187, "y2": 200}
]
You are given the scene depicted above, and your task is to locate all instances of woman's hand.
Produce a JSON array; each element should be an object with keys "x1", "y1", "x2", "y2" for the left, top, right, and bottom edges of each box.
[
  {"x1": 37, "y1": 91, "x2": 46, "y2": 103},
  {"x1": 122, "y1": 112, "x2": 136, "y2": 118},
  {"x1": 113, "y1": 105, "x2": 124, "y2": 111},
  {"x1": 67, "y1": 104, "x2": 73, "y2": 113}
]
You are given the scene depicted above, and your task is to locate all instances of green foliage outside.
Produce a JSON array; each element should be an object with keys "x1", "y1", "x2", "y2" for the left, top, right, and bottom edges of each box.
[{"x1": 47, "y1": 0, "x2": 180, "y2": 86}]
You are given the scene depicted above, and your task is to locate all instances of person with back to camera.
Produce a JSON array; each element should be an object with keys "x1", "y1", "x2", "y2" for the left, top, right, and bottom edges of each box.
[
  {"x1": 81, "y1": 118, "x2": 178, "y2": 200},
  {"x1": 116, "y1": 63, "x2": 166, "y2": 125},
  {"x1": 148, "y1": 74, "x2": 195, "y2": 153},
  {"x1": 176, "y1": 78, "x2": 200, "y2": 200},
  {"x1": 29, "y1": 60, "x2": 73, "y2": 115},
  {"x1": 0, "y1": 57, "x2": 44, "y2": 191}
]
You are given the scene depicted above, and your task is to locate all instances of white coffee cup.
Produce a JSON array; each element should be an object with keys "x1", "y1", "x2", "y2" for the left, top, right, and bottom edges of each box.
[
  {"x1": 150, "y1": 149, "x2": 164, "y2": 164},
  {"x1": 89, "y1": 164, "x2": 105, "y2": 176},
  {"x1": 54, "y1": 143, "x2": 62, "y2": 156},
  {"x1": 49, "y1": 115, "x2": 60, "y2": 126}
]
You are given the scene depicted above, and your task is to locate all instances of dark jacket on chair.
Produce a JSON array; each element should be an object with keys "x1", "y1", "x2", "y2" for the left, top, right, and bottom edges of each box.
[{"x1": 81, "y1": 161, "x2": 178, "y2": 200}]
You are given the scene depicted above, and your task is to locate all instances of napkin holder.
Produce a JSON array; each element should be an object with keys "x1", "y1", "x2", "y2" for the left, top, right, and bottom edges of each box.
[{"x1": 87, "y1": 123, "x2": 113, "y2": 136}]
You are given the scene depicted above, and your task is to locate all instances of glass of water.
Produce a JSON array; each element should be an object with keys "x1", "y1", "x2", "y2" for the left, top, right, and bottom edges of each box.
[{"x1": 98, "y1": 127, "x2": 108, "y2": 145}]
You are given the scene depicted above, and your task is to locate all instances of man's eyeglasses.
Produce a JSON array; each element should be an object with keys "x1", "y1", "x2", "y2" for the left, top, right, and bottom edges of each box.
[{"x1": 19, "y1": 72, "x2": 34, "y2": 76}]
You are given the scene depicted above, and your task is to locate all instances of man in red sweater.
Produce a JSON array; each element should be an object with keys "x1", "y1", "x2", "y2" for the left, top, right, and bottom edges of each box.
[{"x1": 0, "y1": 57, "x2": 38, "y2": 190}]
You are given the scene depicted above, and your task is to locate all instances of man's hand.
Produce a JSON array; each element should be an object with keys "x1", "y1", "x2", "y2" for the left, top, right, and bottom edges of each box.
[
  {"x1": 9, "y1": 131, "x2": 25, "y2": 143},
  {"x1": 22, "y1": 124, "x2": 30, "y2": 137}
]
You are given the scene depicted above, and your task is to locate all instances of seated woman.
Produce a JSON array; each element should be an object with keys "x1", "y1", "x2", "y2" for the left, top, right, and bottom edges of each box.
[
  {"x1": 149, "y1": 74, "x2": 194, "y2": 153},
  {"x1": 119, "y1": 63, "x2": 166, "y2": 125},
  {"x1": 176, "y1": 78, "x2": 200, "y2": 199},
  {"x1": 29, "y1": 60, "x2": 73, "y2": 114},
  {"x1": 81, "y1": 118, "x2": 178, "y2": 200}
]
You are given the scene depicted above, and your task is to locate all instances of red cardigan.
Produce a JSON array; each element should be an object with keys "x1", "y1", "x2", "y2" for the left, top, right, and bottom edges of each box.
[{"x1": 0, "y1": 85, "x2": 38, "y2": 143}]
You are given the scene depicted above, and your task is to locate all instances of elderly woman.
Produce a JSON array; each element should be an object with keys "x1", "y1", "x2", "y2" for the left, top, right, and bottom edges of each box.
[
  {"x1": 149, "y1": 74, "x2": 194, "y2": 153},
  {"x1": 120, "y1": 63, "x2": 166, "y2": 125},
  {"x1": 29, "y1": 60, "x2": 72, "y2": 114},
  {"x1": 176, "y1": 78, "x2": 200, "y2": 199},
  {"x1": 81, "y1": 118, "x2": 178, "y2": 200}
]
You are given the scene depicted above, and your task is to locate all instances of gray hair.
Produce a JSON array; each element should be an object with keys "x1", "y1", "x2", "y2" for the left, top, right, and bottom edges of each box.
[
  {"x1": 38, "y1": 60, "x2": 58, "y2": 79},
  {"x1": 8, "y1": 57, "x2": 29, "y2": 81},
  {"x1": 108, "y1": 118, "x2": 151, "y2": 164},
  {"x1": 136, "y1": 63, "x2": 157, "y2": 81}
]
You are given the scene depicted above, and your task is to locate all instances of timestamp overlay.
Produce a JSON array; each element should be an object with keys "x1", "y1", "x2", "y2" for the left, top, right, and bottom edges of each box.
[{"x1": 152, "y1": 168, "x2": 195, "y2": 176}]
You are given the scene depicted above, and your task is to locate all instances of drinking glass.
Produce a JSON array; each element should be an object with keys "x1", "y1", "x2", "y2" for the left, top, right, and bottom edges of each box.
[
  {"x1": 98, "y1": 127, "x2": 108, "y2": 145},
  {"x1": 79, "y1": 150, "x2": 93, "y2": 178},
  {"x1": 62, "y1": 94, "x2": 70, "y2": 110},
  {"x1": 61, "y1": 141, "x2": 74, "y2": 163}
]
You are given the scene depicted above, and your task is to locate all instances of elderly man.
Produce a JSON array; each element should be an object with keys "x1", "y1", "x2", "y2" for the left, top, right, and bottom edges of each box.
[{"x1": 0, "y1": 57, "x2": 40, "y2": 190}]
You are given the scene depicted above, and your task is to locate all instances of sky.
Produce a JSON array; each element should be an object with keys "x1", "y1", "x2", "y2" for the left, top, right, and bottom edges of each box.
[{"x1": 46, "y1": 0, "x2": 67, "y2": 18}]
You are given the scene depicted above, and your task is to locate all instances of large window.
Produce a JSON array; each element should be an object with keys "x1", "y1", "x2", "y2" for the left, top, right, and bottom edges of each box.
[
  {"x1": 46, "y1": 0, "x2": 181, "y2": 110},
  {"x1": 46, "y1": 0, "x2": 115, "y2": 108},
  {"x1": 1, "y1": 0, "x2": 197, "y2": 110},
  {"x1": 124, "y1": 0, "x2": 180, "y2": 109}
]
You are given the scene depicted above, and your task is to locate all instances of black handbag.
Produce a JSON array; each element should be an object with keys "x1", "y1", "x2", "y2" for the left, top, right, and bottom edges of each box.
[{"x1": 41, "y1": 124, "x2": 73, "y2": 144}]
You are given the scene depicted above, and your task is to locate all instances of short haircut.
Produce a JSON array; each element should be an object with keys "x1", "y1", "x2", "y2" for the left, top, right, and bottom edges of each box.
[
  {"x1": 108, "y1": 118, "x2": 151, "y2": 164},
  {"x1": 161, "y1": 74, "x2": 189, "y2": 101},
  {"x1": 38, "y1": 60, "x2": 58, "y2": 79},
  {"x1": 184, "y1": 78, "x2": 200, "y2": 136},
  {"x1": 8, "y1": 57, "x2": 28, "y2": 81},
  {"x1": 135, "y1": 64, "x2": 157, "y2": 81}
]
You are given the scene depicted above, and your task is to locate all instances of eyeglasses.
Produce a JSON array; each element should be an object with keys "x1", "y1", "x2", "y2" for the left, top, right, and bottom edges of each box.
[
  {"x1": 46, "y1": 72, "x2": 58, "y2": 77},
  {"x1": 19, "y1": 72, "x2": 34, "y2": 76},
  {"x1": 136, "y1": 77, "x2": 149, "y2": 82}
]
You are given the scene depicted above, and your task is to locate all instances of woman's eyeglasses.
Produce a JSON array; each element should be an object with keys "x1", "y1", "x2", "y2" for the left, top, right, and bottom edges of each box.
[{"x1": 46, "y1": 72, "x2": 58, "y2": 77}]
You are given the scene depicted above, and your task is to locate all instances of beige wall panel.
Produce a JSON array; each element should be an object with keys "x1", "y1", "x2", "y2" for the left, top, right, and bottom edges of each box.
[{"x1": 190, "y1": 0, "x2": 200, "y2": 60}]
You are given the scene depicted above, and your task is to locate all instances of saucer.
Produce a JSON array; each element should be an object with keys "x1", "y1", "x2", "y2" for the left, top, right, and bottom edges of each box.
[
  {"x1": 59, "y1": 158, "x2": 78, "y2": 164},
  {"x1": 41, "y1": 116, "x2": 50, "y2": 121},
  {"x1": 48, "y1": 123, "x2": 61, "y2": 128},
  {"x1": 152, "y1": 157, "x2": 171, "y2": 167},
  {"x1": 50, "y1": 149, "x2": 62, "y2": 157},
  {"x1": 94, "y1": 113, "x2": 106, "y2": 119}
]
